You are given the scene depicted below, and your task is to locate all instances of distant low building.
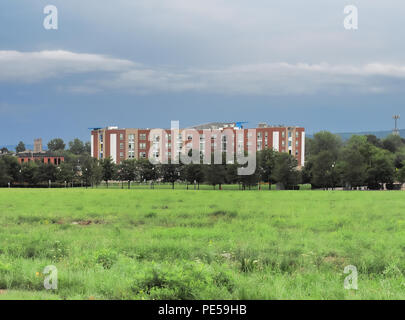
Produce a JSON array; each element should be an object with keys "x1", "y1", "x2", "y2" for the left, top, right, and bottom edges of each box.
[
  {"x1": 16, "y1": 138, "x2": 64, "y2": 165},
  {"x1": 17, "y1": 152, "x2": 64, "y2": 165}
]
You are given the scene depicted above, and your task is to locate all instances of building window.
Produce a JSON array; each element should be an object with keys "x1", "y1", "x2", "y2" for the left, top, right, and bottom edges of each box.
[
  {"x1": 120, "y1": 133, "x2": 124, "y2": 140},
  {"x1": 99, "y1": 134, "x2": 103, "y2": 142},
  {"x1": 140, "y1": 133, "x2": 147, "y2": 140},
  {"x1": 139, "y1": 143, "x2": 146, "y2": 149},
  {"x1": 139, "y1": 152, "x2": 146, "y2": 158},
  {"x1": 129, "y1": 134, "x2": 135, "y2": 141},
  {"x1": 296, "y1": 131, "x2": 299, "y2": 138},
  {"x1": 120, "y1": 142, "x2": 124, "y2": 149},
  {"x1": 282, "y1": 131, "x2": 285, "y2": 138},
  {"x1": 120, "y1": 152, "x2": 124, "y2": 158}
]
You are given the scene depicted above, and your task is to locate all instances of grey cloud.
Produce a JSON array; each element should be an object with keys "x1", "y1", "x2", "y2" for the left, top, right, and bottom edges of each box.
[{"x1": 2, "y1": 50, "x2": 405, "y2": 96}]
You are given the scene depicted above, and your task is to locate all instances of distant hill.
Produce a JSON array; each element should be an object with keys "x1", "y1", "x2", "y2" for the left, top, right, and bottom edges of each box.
[
  {"x1": 0, "y1": 145, "x2": 39, "y2": 152},
  {"x1": 308, "y1": 129, "x2": 405, "y2": 141}
]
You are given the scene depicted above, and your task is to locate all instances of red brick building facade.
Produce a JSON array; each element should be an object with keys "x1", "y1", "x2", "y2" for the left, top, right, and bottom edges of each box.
[
  {"x1": 17, "y1": 152, "x2": 65, "y2": 165},
  {"x1": 91, "y1": 123, "x2": 305, "y2": 167}
]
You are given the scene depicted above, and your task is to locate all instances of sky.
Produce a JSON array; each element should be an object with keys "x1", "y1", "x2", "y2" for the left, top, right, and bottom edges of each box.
[{"x1": 1, "y1": 0, "x2": 405, "y2": 146}]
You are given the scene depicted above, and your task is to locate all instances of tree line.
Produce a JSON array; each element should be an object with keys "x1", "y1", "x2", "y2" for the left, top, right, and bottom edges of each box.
[
  {"x1": 302, "y1": 132, "x2": 405, "y2": 189},
  {"x1": 1, "y1": 133, "x2": 405, "y2": 189}
]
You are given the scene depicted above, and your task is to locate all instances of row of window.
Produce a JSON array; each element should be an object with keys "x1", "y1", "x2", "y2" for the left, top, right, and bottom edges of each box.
[{"x1": 20, "y1": 158, "x2": 62, "y2": 165}]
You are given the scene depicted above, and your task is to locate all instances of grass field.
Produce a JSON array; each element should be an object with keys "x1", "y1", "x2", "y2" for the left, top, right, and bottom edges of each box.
[{"x1": 0, "y1": 189, "x2": 404, "y2": 300}]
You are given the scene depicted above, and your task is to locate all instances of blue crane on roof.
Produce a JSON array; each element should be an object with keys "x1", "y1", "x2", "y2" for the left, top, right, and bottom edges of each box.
[{"x1": 235, "y1": 121, "x2": 248, "y2": 129}]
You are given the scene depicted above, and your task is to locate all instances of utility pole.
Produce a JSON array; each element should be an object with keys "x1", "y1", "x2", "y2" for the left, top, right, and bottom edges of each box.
[{"x1": 393, "y1": 115, "x2": 400, "y2": 135}]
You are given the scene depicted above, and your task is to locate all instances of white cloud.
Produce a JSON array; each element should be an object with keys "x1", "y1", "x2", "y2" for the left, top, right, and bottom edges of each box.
[
  {"x1": 2, "y1": 50, "x2": 405, "y2": 95},
  {"x1": 0, "y1": 50, "x2": 135, "y2": 83}
]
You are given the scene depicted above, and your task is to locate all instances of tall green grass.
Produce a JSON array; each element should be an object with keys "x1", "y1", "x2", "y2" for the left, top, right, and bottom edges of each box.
[{"x1": 0, "y1": 189, "x2": 404, "y2": 299}]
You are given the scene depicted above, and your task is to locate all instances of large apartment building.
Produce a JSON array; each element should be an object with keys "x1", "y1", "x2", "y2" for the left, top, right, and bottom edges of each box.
[{"x1": 91, "y1": 122, "x2": 305, "y2": 167}]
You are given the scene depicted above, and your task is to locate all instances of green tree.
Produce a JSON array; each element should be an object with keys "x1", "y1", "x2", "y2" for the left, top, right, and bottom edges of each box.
[
  {"x1": 366, "y1": 148, "x2": 395, "y2": 189},
  {"x1": 137, "y1": 159, "x2": 157, "y2": 182},
  {"x1": 159, "y1": 163, "x2": 181, "y2": 189},
  {"x1": 21, "y1": 162, "x2": 40, "y2": 185},
  {"x1": 47, "y1": 138, "x2": 66, "y2": 152},
  {"x1": 184, "y1": 163, "x2": 205, "y2": 189},
  {"x1": 118, "y1": 159, "x2": 137, "y2": 189},
  {"x1": 57, "y1": 162, "x2": 76, "y2": 185},
  {"x1": 336, "y1": 149, "x2": 367, "y2": 190},
  {"x1": 82, "y1": 158, "x2": 102, "y2": 187},
  {"x1": 382, "y1": 135, "x2": 404, "y2": 153},
  {"x1": 16, "y1": 141, "x2": 26, "y2": 153},
  {"x1": 0, "y1": 155, "x2": 20, "y2": 183},
  {"x1": 38, "y1": 163, "x2": 57, "y2": 184},
  {"x1": 398, "y1": 161, "x2": 405, "y2": 185},
  {"x1": 84, "y1": 142, "x2": 91, "y2": 154},
  {"x1": 204, "y1": 163, "x2": 227, "y2": 190},
  {"x1": 271, "y1": 153, "x2": 300, "y2": 189},
  {"x1": 69, "y1": 138, "x2": 86, "y2": 155},
  {"x1": 0, "y1": 158, "x2": 11, "y2": 186},
  {"x1": 366, "y1": 135, "x2": 382, "y2": 148},
  {"x1": 310, "y1": 151, "x2": 338, "y2": 189},
  {"x1": 257, "y1": 149, "x2": 276, "y2": 189},
  {"x1": 100, "y1": 157, "x2": 116, "y2": 188},
  {"x1": 306, "y1": 131, "x2": 342, "y2": 159}
]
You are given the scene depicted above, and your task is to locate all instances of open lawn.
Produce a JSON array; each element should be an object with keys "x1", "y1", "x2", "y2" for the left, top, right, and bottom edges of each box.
[{"x1": 0, "y1": 189, "x2": 404, "y2": 300}]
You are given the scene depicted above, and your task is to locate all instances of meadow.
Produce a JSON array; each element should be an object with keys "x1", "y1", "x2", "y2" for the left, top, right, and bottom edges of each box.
[{"x1": 0, "y1": 188, "x2": 404, "y2": 300}]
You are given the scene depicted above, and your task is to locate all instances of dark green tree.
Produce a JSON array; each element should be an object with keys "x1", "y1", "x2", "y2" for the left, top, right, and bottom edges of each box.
[
  {"x1": 118, "y1": 159, "x2": 137, "y2": 189},
  {"x1": 137, "y1": 159, "x2": 157, "y2": 182},
  {"x1": 69, "y1": 138, "x2": 86, "y2": 155},
  {"x1": 82, "y1": 158, "x2": 102, "y2": 187},
  {"x1": 382, "y1": 135, "x2": 404, "y2": 153},
  {"x1": 0, "y1": 158, "x2": 11, "y2": 186},
  {"x1": 365, "y1": 148, "x2": 395, "y2": 189},
  {"x1": 57, "y1": 162, "x2": 76, "y2": 185},
  {"x1": 306, "y1": 131, "x2": 342, "y2": 159},
  {"x1": 310, "y1": 151, "x2": 339, "y2": 189},
  {"x1": 204, "y1": 163, "x2": 227, "y2": 190},
  {"x1": 38, "y1": 163, "x2": 57, "y2": 183},
  {"x1": 398, "y1": 161, "x2": 405, "y2": 185},
  {"x1": 100, "y1": 157, "x2": 116, "y2": 188},
  {"x1": 21, "y1": 162, "x2": 40, "y2": 185},
  {"x1": 16, "y1": 141, "x2": 26, "y2": 153},
  {"x1": 0, "y1": 155, "x2": 20, "y2": 183},
  {"x1": 160, "y1": 163, "x2": 181, "y2": 189},
  {"x1": 184, "y1": 163, "x2": 205, "y2": 189},
  {"x1": 271, "y1": 153, "x2": 300, "y2": 189},
  {"x1": 257, "y1": 149, "x2": 276, "y2": 189},
  {"x1": 47, "y1": 138, "x2": 66, "y2": 152}
]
